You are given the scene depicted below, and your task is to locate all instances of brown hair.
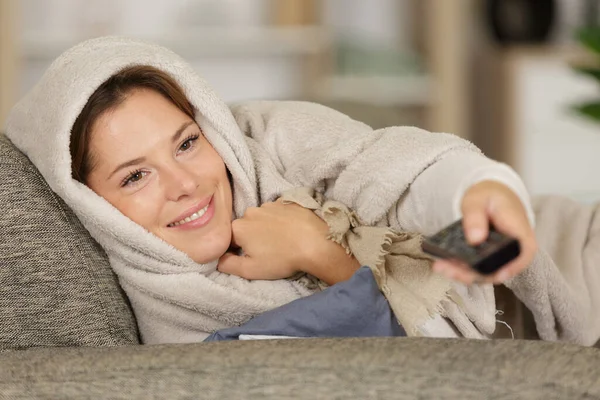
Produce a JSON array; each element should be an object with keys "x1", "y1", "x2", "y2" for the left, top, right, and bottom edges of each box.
[{"x1": 70, "y1": 65, "x2": 196, "y2": 183}]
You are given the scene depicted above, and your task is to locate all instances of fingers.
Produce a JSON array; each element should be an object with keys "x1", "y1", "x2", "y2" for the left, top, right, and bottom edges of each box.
[
  {"x1": 433, "y1": 232, "x2": 537, "y2": 286},
  {"x1": 229, "y1": 219, "x2": 243, "y2": 248},
  {"x1": 490, "y1": 231, "x2": 537, "y2": 284},
  {"x1": 461, "y1": 192, "x2": 489, "y2": 245},
  {"x1": 433, "y1": 230, "x2": 537, "y2": 286},
  {"x1": 443, "y1": 181, "x2": 538, "y2": 285},
  {"x1": 433, "y1": 259, "x2": 492, "y2": 285},
  {"x1": 217, "y1": 252, "x2": 261, "y2": 280},
  {"x1": 488, "y1": 200, "x2": 528, "y2": 243},
  {"x1": 487, "y1": 201, "x2": 537, "y2": 283}
]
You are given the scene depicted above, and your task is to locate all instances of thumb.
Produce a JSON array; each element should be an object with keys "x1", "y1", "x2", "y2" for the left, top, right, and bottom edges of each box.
[
  {"x1": 217, "y1": 252, "x2": 259, "y2": 280},
  {"x1": 461, "y1": 191, "x2": 490, "y2": 245}
]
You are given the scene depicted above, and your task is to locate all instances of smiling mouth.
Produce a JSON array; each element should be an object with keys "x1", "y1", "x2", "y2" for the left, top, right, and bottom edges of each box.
[{"x1": 167, "y1": 203, "x2": 210, "y2": 227}]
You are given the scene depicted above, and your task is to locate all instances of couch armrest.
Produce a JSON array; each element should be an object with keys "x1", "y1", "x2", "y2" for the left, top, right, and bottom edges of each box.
[{"x1": 1, "y1": 337, "x2": 598, "y2": 399}]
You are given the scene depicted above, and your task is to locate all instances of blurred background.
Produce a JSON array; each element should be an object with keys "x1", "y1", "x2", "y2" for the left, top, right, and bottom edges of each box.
[{"x1": 1, "y1": 0, "x2": 600, "y2": 202}]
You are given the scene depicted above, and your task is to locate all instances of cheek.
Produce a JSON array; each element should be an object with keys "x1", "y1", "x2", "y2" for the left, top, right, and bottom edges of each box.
[
  {"x1": 113, "y1": 190, "x2": 164, "y2": 230},
  {"x1": 87, "y1": 178, "x2": 156, "y2": 228},
  {"x1": 196, "y1": 150, "x2": 230, "y2": 186},
  {"x1": 214, "y1": 157, "x2": 233, "y2": 207}
]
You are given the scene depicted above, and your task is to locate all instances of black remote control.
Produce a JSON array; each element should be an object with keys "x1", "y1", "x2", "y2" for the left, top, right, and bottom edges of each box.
[{"x1": 421, "y1": 219, "x2": 520, "y2": 275}]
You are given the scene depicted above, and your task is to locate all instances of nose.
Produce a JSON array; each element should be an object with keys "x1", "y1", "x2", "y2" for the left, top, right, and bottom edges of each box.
[{"x1": 162, "y1": 163, "x2": 199, "y2": 202}]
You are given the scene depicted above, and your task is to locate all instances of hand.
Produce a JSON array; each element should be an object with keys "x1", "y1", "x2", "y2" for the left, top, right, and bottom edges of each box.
[
  {"x1": 217, "y1": 200, "x2": 360, "y2": 284},
  {"x1": 432, "y1": 180, "x2": 537, "y2": 285}
]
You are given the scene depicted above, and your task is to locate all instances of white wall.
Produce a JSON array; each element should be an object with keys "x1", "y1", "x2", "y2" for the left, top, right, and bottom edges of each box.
[
  {"x1": 322, "y1": 0, "x2": 412, "y2": 49},
  {"x1": 17, "y1": 0, "x2": 315, "y2": 103},
  {"x1": 514, "y1": 56, "x2": 600, "y2": 202},
  {"x1": 19, "y1": 0, "x2": 268, "y2": 36}
]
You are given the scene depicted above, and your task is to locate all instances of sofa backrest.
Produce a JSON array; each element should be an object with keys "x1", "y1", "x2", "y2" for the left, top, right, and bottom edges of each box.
[{"x1": 0, "y1": 134, "x2": 139, "y2": 349}]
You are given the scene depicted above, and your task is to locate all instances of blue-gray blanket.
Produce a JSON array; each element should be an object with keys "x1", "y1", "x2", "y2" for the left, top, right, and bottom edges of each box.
[{"x1": 205, "y1": 266, "x2": 405, "y2": 341}]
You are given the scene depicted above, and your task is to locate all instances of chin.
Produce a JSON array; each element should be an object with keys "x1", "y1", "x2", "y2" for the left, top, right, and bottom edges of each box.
[
  {"x1": 186, "y1": 234, "x2": 231, "y2": 264},
  {"x1": 161, "y1": 203, "x2": 233, "y2": 264},
  {"x1": 189, "y1": 247, "x2": 228, "y2": 264}
]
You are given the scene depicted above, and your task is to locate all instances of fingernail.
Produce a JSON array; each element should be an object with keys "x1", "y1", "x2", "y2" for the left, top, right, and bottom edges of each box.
[{"x1": 469, "y1": 228, "x2": 485, "y2": 242}]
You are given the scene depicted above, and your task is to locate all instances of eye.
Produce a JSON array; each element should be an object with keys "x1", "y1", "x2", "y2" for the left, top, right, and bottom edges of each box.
[
  {"x1": 178, "y1": 134, "x2": 200, "y2": 154},
  {"x1": 121, "y1": 169, "x2": 147, "y2": 187}
]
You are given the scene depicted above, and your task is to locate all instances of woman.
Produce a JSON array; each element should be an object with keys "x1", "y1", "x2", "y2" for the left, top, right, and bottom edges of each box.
[{"x1": 4, "y1": 37, "x2": 536, "y2": 343}]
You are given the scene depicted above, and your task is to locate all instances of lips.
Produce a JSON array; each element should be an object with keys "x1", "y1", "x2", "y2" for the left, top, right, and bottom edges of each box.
[{"x1": 167, "y1": 196, "x2": 213, "y2": 227}]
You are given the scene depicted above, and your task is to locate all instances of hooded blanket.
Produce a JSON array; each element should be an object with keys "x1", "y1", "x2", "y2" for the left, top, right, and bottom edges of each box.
[{"x1": 4, "y1": 36, "x2": 533, "y2": 343}]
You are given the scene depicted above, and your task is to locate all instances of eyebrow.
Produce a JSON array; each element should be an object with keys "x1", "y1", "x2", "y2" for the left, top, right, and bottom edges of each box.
[
  {"x1": 171, "y1": 120, "x2": 195, "y2": 144},
  {"x1": 108, "y1": 121, "x2": 195, "y2": 180}
]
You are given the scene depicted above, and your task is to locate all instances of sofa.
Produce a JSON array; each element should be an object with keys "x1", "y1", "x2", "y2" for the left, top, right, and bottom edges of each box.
[{"x1": 1, "y1": 133, "x2": 599, "y2": 399}]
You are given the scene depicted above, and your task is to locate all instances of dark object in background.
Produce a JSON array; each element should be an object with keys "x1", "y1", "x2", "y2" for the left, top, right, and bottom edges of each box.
[
  {"x1": 422, "y1": 219, "x2": 521, "y2": 275},
  {"x1": 485, "y1": 0, "x2": 556, "y2": 45}
]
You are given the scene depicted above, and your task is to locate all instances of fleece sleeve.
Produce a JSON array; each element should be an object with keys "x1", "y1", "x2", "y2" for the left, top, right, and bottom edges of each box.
[{"x1": 394, "y1": 151, "x2": 535, "y2": 236}]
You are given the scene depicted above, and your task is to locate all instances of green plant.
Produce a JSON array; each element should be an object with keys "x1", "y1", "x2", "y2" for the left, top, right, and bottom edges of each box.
[{"x1": 573, "y1": 26, "x2": 600, "y2": 121}]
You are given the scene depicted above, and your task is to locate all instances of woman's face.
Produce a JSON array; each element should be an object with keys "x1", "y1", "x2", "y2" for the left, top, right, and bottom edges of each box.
[{"x1": 86, "y1": 88, "x2": 233, "y2": 264}]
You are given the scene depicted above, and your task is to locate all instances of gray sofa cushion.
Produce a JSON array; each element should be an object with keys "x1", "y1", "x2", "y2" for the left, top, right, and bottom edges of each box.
[
  {"x1": 1, "y1": 337, "x2": 599, "y2": 399},
  {"x1": 0, "y1": 134, "x2": 139, "y2": 349}
]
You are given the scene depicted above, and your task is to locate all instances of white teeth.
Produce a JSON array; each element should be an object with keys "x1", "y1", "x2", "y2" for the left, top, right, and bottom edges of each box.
[{"x1": 169, "y1": 204, "x2": 209, "y2": 227}]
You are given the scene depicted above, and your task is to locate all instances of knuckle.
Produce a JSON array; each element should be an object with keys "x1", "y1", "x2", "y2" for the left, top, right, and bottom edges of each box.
[
  {"x1": 218, "y1": 264, "x2": 232, "y2": 274},
  {"x1": 238, "y1": 265, "x2": 256, "y2": 280},
  {"x1": 217, "y1": 262, "x2": 232, "y2": 274},
  {"x1": 462, "y1": 190, "x2": 481, "y2": 205},
  {"x1": 221, "y1": 260, "x2": 246, "y2": 278},
  {"x1": 461, "y1": 215, "x2": 476, "y2": 225},
  {"x1": 462, "y1": 213, "x2": 485, "y2": 227},
  {"x1": 237, "y1": 270, "x2": 251, "y2": 280},
  {"x1": 461, "y1": 200, "x2": 485, "y2": 215}
]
